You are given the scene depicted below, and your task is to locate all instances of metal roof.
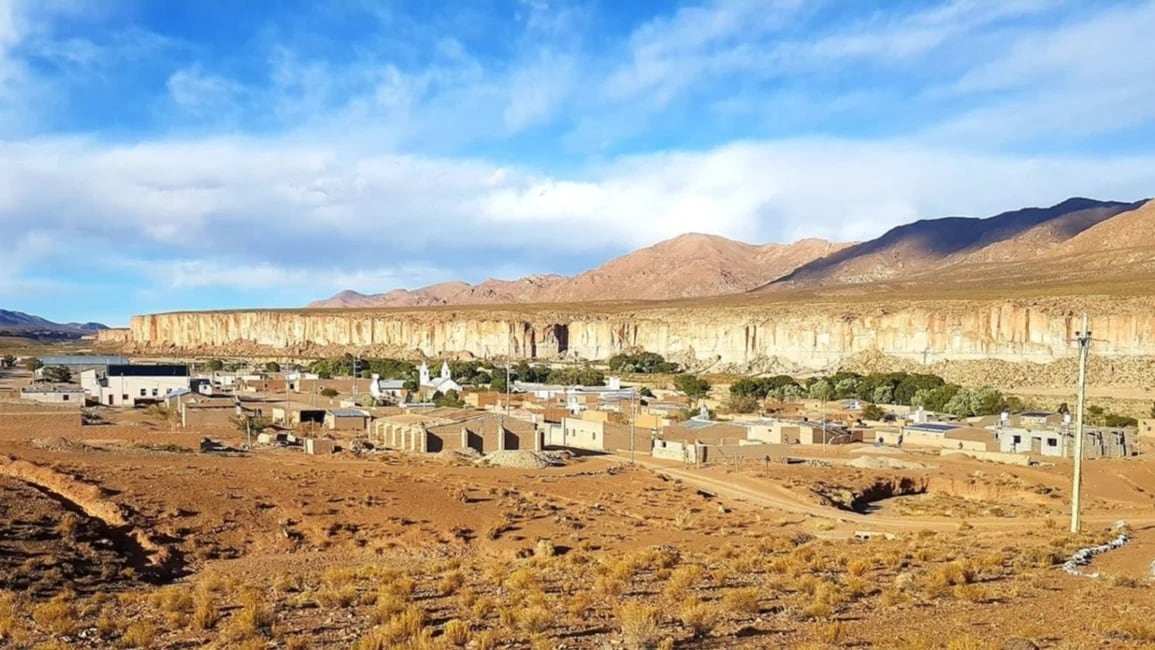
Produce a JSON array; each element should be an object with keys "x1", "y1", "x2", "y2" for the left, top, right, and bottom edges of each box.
[
  {"x1": 107, "y1": 364, "x2": 189, "y2": 377},
  {"x1": 907, "y1": 422, "x2": 960, "y2": 433},
  {"x1": 37, "y1": 355, "x2": 129, "y2": 365},
  {"x1": 327, "y1": 408, "x2": 368, "y2": 417},
  {"x1": 681, "y1": 419, "x2": 717, "y2": 430},
  {"x1": 1021, "y1": 411, "x2": 1054, "y2": 418}
]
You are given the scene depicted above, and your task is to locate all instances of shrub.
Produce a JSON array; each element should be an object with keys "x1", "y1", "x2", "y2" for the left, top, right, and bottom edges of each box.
[
  {"x1": 443, "y1": 619, "x2": 470, "y2": 647},
  {"x1": 517, "y1": 606, "x2": 551, "y2": 633},
  {"x1": 721, "y1": 588, "x2": 760, "y2": 616},
  {"x1": 32, "y1": 597, "x2": 76, "y2": 636},
  {"x1": 193, "y1": 593, "x2": 220, "y2": 631},
  {"x1": 320, "y1": 387, "x2": 339, "y2": 398},
  {"x1": 119, "y1": 621, "x2": 157, "y2": 648},
  {"x1": 679, "y1": 599, "x2": 718, "y2": 637},
  {"x1": 617, "y1": 601, "x2": 662, "y2": 650},
  {"x1": 0, "y1": 591, "x2": 17, "y2": 639},
  {"x1": 439, "y1": 571, "x2": 465, "y2": 596}
]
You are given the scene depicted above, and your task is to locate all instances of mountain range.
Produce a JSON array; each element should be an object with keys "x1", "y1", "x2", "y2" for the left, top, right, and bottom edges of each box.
[
  {"x1": 309, "y1": 197, "x2": 1153, "y2": 308},
  {"x1": 0, "y1": 310, "x2": 109, "y2": 337}
]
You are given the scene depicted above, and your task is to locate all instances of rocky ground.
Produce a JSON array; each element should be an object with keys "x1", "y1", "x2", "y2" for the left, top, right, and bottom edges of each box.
[{"x1": 0, "y1": 405, "x2": 1154, "y2": 648}]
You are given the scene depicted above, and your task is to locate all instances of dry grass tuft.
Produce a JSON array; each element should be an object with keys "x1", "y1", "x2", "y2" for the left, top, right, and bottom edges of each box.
[
  {"x1": 32, "y1": 596, "x2": 76, "y2": 636},
  {"x1": 679, "y1": 598, "x2": 719, "y2": 638},
  {"x1": 721, "y1": 587, "x2": 760, "y2": 616},
  {"x1": 118, "y1": 621, "x2": 157, "y2": 648},
  {"x1": 442, "y1": 619, "x2": 471, "y2": 647},
  {"x1": 617, "y1": 601, "x2": 662, "y2": 650}
]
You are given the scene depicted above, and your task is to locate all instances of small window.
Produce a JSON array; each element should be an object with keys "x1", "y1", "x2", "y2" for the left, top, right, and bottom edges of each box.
[
  {"x1": 1047, "y1": 438, "x2": 1058, "y2": 447},
  {"x1": 152, "y1": 388, "x2": 158, "y2": 396},
  {"x1": 140, "y1": 388, "x2": 147, "y2": 397},
  {"x1": 121, "y1": 394, "x2": 129, "y2": 401},
  {"x1": 1012, "y1": 435, "x2": 1021, "y2": 444},
  {"x1": 62, "y1": 394, "x2": 70, "y2": 401}
]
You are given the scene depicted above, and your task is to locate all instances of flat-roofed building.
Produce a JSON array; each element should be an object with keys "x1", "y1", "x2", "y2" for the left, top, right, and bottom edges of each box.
[
  {"x1": 89, "y1": 364, "x2": 191, "y2": 407},
  {"x1": 20, "y1": 384, "x2": 86, "y2": 405}
]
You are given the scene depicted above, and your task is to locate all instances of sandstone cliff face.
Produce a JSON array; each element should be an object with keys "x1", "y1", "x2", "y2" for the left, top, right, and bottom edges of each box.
[{"x1": 126, "y1": 298, "x2": 1155, "y2": 370}]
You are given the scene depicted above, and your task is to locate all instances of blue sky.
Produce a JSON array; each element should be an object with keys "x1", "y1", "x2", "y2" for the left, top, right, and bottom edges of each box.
[{"x1": 2, "y1": 0, "x2": 1155, "y2": 325}]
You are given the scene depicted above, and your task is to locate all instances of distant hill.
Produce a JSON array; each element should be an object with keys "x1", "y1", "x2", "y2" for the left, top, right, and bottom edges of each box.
[
  {"x1": 0, "y1": 310, "x2": 108, "y2": 338},
  {"x1": 309, "y1": 197, "x2": 1154, "y2": 308},
  {"x1": 754, "y1": 197, "x2": 1149, "y2": 291},
  {"x1": 308, "y1": 235, "x2": 849, "y2": 308}
]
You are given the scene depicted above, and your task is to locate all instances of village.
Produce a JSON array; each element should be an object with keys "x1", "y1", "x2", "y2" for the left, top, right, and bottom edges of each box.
[
  {"x1": 4, "y1": 348, "x2": 1155, "y2": 649},
  {"x1": 4, "y1": 351, "x2": 1143, "y2": 469}
]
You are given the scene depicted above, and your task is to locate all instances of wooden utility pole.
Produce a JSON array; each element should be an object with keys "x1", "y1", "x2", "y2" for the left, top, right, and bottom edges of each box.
[{"x1": 1070, "y1": 313, "x2": 1092, "y2": 534}]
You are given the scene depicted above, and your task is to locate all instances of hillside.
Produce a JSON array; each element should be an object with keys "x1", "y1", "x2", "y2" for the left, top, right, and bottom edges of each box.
[
  {"x1": 758, "y1": 198, "x2": 1147, "y2": 291},
  {"x1": 308, "y1": 234, "x2": 848, "y2": 308},
  {"x1": 0, "y1": 310, "x2": 108, "y2": 336}
]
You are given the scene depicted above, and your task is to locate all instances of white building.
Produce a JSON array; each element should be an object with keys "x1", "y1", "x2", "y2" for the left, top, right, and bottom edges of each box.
[
  {"x1": 20, "y1": 385, "x2": 86, "y2": 405},
  {"x1": 369, "y1": 374, "x2": 408, "y2": 401},
  {"x1": 420, "y1": 360, "x2": 462, "y2": 394},
  {"x1": 84, "y1": 364, "x2": 191, "y2": 407}
]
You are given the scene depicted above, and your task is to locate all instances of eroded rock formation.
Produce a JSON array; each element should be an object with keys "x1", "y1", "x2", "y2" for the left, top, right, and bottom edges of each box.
[{"x1": 124, "y1": 297, "x2": 1155, "y2": 372}]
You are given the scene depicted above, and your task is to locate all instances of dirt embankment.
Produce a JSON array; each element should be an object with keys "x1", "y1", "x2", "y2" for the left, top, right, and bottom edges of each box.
[{"x1": 0, "y1": 455, "x2": 184, "y2": 582}]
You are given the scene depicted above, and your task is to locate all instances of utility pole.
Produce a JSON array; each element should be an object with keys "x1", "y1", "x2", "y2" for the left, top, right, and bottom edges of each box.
[
  {"x1": 821, "y1": 398, "x2": 826, "y2": 452},
  {"x1": 1070, "y1": 313, "x2": 1092, "y2": 534},
  {"x1": 505, "y1": 336, "x2": 512, "y2": 417},
  {"x1": 352, "y1": 355, "x2": 359, "y2": 398},
  {"x1": 630, "y1": 386, "x2": 637, "y2": 465}
]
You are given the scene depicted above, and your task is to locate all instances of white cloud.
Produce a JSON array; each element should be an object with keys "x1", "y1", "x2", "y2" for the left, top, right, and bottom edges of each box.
[
  {"x1": 167, "y1": 67, "x2": 245, "y2": 117},
  {"x1": 2, "y1": 134, "x2": 1153, "y2": 297}
]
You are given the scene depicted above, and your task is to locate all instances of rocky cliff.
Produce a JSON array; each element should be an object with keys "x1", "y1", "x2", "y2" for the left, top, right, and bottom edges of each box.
[{"x1": 126, "y1": 297, "x2": 1155, "y2": 372}]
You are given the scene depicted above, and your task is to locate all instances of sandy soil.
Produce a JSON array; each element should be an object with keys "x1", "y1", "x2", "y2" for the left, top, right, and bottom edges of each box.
[{"x1": 1, "y1": 404, "x2": 1154, "y2": 649}]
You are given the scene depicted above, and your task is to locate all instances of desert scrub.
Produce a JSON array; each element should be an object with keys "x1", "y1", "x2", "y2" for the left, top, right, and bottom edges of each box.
[
  {"x1": 32, "y1": 595, "x2": 76, "y2": 636},
  {"x1": 721, "y1": 587, "x2": 761, "y2": 616},
  {"x1": 442, "y1": 619, "x2": 470, "y2": 646},
  {"x1": 679, "y1": 598, "x2": 719, "y2": 638},
  {"x1": 617, "y1": 601, "x2": 662, "y2": 650},
  {"x1": 0, "y1": 591, "x2": 18, "y2": 640},
  {"x1": 118, "y1": 621, "x2": 157, "y2": 648},
  {"x1": 662, "y1": 565, "x2": 705, "y2": 602},
  {"x1": 193, "y1": 591, "x2": 220, "y2": 631},
  {"x1": 223, "y1": 589, "x2": 275, "y2": 641}
]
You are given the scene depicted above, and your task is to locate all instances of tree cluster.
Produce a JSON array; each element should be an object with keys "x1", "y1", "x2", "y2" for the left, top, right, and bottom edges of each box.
[
  {"x1": 728, "y1": 370, "x2": 1022, "y2": 418},
  {"x1": 672, "y1": 373, "x2": 711, "y2": 399},
  {"x1": 607, "y1": 351, "x2": 682, "y2": 374}
]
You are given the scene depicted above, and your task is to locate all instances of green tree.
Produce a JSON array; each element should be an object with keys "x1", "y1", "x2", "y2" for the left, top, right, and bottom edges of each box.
[
  {"x1": 808, "y1": 379, "x2": 833, "y2": 402},
  {"x1": 402, "y1": 377, "x2": 419, "y2": 392},
  {"x1": 206, "y1": 359, "x2": 224, "y2": 371},
  {"x1": 1105, "y1": 413, "x2": 1138, "y2": 427},
  {"x1": 264, "y1": 361, "x2": 281, "y2": 373},
  {"x1": 726, "y1": 394, "x2": 761, "y2": 413},
  {"x1": 607, "y1": 351, "x2": 681, "y2": 374},
  {"x1": 357, "y1": 394, "x2": 381, "y2": 407},
  {"x1": 433, "y1": 389, "x2": 465, "y2": 408},
  {"x1": 320, "y1": 387, "x2": 339, "y2": 398},
  {"x1": 871, "y1": 385, "x2": 894, "y2": 405},
  {"x1": 231, "y1": 414, "x2": 272, "y2": 434},
  {"x1": 1058, "y1": 402, "x2": 1071, "y2": 415},
  {"x1": 639, "y1": 387, "x2": 655, "y2": 398},
  {"x1": 23, "y1": 357, "x2": 43, "y2": 371},
  {"x1": 548, "y1": 365, "x2": 605, "y2": 386},
  {"x1": 861, "y1": 403, "x2": 886, "y2": 421},
  {"x1": 41, "y1": 365, "x2": 73, "y2": 383},
  {"x1": 489, "y1": 370, "x2": 510, "y2": 394},
  {"x1": 0, "y1": 354, "x2": 15, "y2": 369},
  {"x1": 673, "y1": 374, "x2": 711, "y2": 400}
]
